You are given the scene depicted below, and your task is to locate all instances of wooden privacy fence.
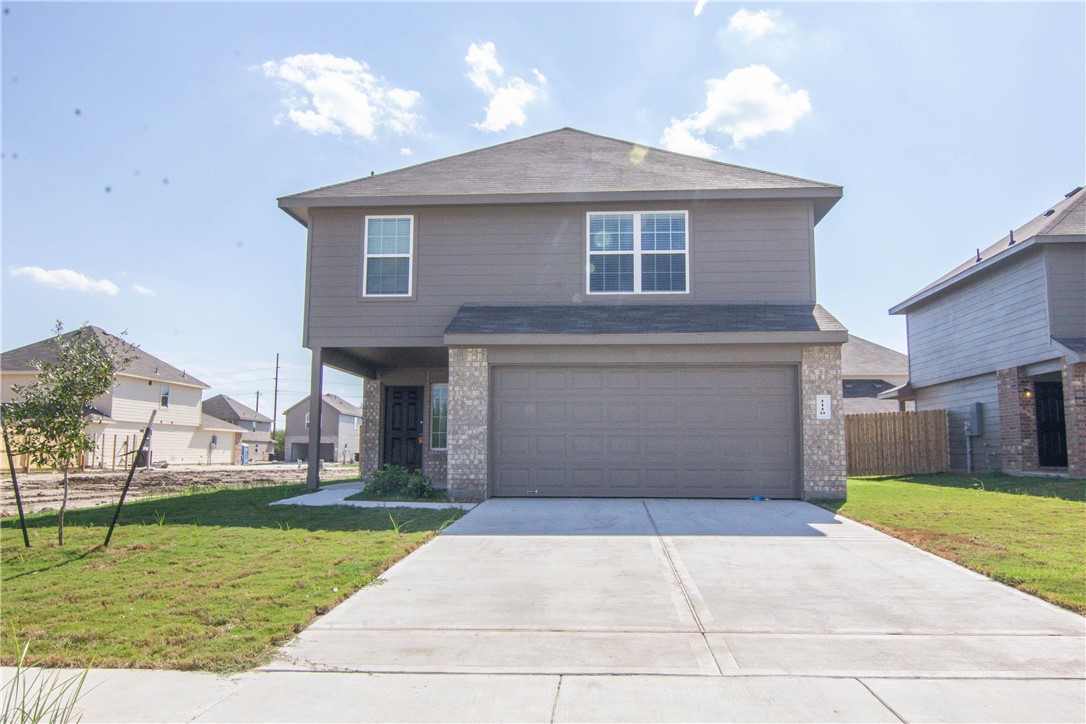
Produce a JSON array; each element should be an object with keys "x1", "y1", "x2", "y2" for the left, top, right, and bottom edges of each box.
[{"x1": 845, "y1": 409, "x2": 949, "y2": 476}]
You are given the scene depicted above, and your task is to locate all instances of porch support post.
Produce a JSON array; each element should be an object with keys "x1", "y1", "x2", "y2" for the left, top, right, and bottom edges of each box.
[
  {"x1": 447, "y1": 347, "x2": 488, "y2": 501},
  {"x1": 306, "y1": 347, "x2": 324, "y2": 491},
  {"x1": 800, "y1": 344, "x2": 847, "y2": 500}
]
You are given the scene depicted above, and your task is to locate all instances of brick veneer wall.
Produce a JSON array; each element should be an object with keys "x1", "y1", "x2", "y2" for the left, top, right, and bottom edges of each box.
[
  {"x1": 997, "y1": 367, "x2": 1037, "y2": 473},
  {"x1": 358, "y1": 377, "x2": 381, "y2": 480},
  {"x1": 447, "y1": 347, "x2": 488, "y2": 501},
  {"x1": 800, "y1": 345, "x2": 847, "y2": 499},
  {"x1": 1064, "y1": 362, "x2": 1086, "y2": 477}
]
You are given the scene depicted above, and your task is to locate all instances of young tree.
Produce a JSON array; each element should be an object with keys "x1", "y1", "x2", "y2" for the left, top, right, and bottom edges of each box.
[{"x1": 6, "y1": 322, "x2": 133, "y2": 545}]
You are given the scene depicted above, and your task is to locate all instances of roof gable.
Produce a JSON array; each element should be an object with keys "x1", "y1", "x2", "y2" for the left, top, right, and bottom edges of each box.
[
  {"x1": 202, "y1": 394, "x2": 272, "y2": 424},
  {"x1": 0, "y1": 326, "x2": 208, "y2": 389},
  {"x1": 280, "y1": 128, "x2": 842, "y2": 223},
  {"x1": 282, "y1": 393, "x2": 363, "y2": 418}
]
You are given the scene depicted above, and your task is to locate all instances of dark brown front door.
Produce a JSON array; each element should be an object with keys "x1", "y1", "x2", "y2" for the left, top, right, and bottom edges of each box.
[
  {"x1": 1034, "y1": 381, "x2": 1068, "y2": 468},
  {"x1": 384, "y1": 386, "x2": 424, "y2": 470}
]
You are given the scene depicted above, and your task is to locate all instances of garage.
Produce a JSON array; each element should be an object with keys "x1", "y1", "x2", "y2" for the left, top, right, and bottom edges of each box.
[{"x1": 490, "y1": 365, "x2": 799, "y2": 498}]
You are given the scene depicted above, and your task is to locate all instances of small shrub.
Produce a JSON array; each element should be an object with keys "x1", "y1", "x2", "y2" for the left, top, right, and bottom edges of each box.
[{"x1": 365, "y1": 465, "x2": 436, "y2": 500}]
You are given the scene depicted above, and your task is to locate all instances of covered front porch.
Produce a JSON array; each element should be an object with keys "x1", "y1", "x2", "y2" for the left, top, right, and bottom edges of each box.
[{"x1": 303, "y1": 345, "x2": 457, "y2": 494}]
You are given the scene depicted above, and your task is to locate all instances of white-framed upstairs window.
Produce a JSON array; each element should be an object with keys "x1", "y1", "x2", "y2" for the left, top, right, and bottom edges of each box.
[
  {"x1": 304, "y1": 412, "x2": 310, "y2": 429},
  {"x1": 586, "y1": 211, "x2": 689, "y2": 294},
  {"x1": 363, "y1": 215, "x2": 414, "y2": 297},
  {"x1": 430, "y1": 384, "x2": 448, "y2": 450},
  {"x1": 159, "y1": 384, "x2": 170, "y2": 408}
]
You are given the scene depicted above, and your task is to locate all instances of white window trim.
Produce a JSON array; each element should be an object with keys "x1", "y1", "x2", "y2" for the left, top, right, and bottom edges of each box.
[
  {"x1": 362, "y1": 214, "x2": 415, "y2": 298},
  {"x1": 585, "y1": 210, "x2": 690, "y2": 295},
  {"x1": 304, "y1": 412, "x2": 310, "y2": 429},
  {"x1": 430, "y1": 383, "x2": 448, "y2": 451},
  {"x1": 160, "y1": 383, "x2": 170, "y2": 408}
]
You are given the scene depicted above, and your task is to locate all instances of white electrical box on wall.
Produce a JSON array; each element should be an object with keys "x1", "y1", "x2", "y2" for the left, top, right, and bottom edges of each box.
[{"x1": 816, "y1": 395, "x2": 832, "y2": 420}]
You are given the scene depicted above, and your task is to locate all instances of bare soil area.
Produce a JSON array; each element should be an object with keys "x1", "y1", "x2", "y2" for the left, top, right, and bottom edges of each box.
[{"x1": 0, "y1": 463, "x2": 359, "y2": 516}]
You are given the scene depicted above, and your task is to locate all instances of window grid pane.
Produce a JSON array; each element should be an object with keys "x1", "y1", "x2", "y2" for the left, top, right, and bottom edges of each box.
[
  {"x1": 430, "y1": 385, "x2": 448, "y2": 449},
  {"x1": 641, "y1": 213, "x2": 686, "y2": 251},
  {"x1": 589, "y1": 254, "x2": 634, "y2": 292},
  {"x1": 642, "y1": 253, "x2": 686, "y2": 292},
  {"x1": 589, "y1": 214, "x2": 634, "y2": 252},
  {"x1": 366, "y1": 257, "x2": 410, "y2": 295},
  {"x1": 367, "y1": 218, "x2": 412, "y2": 255}
]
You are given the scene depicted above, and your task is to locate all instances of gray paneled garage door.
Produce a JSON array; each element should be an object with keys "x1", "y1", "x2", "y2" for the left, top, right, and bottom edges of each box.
[{"x1": 490, "y1": 365, "x2": 799, "y2": 498}]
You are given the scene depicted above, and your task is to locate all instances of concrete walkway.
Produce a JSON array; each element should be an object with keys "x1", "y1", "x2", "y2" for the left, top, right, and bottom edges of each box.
[
  {"x1": 16, "y1": 499, "x2": 1086, "y2": 722},
  {"x1": 270, "y1": 481, "x2": 477, "y2": 510}
]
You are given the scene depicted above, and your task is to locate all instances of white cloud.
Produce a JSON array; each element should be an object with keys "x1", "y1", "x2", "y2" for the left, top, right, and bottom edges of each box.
[
  {"x1": 694, "y1": 0, "x2": 709, "y2": 17},
  {"x1": 727, "y1": 9, "x2": 781, "y2": 41},
  {"x1": 659, "y1": 65, "x2": 811, "y2": 155},
  {"x1": 9, "y1": 266, "x2": 119, "y2": 295},
  {"x1": 400, "y1": 147, "x2": 413, "y2": 156},
  {"x1": 132, "y1": 283, "x2": 156, "y2": 296},
  {"x1": 465, "y1": 42, "x2": 546, "y2": 132},
  {"x1": 262, "y1": 53, "x2": 421, "y2": 138}
]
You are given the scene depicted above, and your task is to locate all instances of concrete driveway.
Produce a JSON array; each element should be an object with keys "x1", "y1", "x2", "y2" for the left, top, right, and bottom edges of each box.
[
  {"x1": 235, "y1": 498, "x2": 1084, "y2": 722},
  {"x1": 64, "y1": 498, "x2": 1085, "y2": 722}
]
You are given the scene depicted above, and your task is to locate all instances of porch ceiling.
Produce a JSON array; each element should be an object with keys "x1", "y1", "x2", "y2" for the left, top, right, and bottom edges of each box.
[{"x1": 320, "y1": 347, "x2": 449, "y2": 377}]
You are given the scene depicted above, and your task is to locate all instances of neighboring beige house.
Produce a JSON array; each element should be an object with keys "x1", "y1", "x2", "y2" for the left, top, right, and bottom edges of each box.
[
  {"x1": 283, "y1": 394, "x2": 362, "y2": 464},
  {"x1": 202, "y1": 394, "x2": 274, "y2": 462},
  {"x1": 840, "y1": 335, "x2": 910, "y2": 415},
  {"x1": 885, "y1": 186, "x2": 1085, "y2": 474},
  {"x1": 1, "y1": 326, "x2": 243, "y2": 467},
  {"x1": 279, "y1": 127, "x2": 849, "y2": 500}
]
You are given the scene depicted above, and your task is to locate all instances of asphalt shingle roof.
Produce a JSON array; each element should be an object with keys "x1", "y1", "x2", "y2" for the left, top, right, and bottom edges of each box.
[
  {"x1": 280, "y1": 128, "x2": 842, "y2": 221},
  {"x1": 444, "y1": 303, "x2": 845, "y2": 336},
  {"x1": 843, "y1": 379, "x2": 898, "y2": 399},
  {"x1": 895, "y1": 186, "x2": 1085, "y2": 311},
  {"x1": 1, "y1": 326, "x2": 208, "y2": 388},
  {"x1": 840, "y1": 335, "x2": 908, "y2": 378}
]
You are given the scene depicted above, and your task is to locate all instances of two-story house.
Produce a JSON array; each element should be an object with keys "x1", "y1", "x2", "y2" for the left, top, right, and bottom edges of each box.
[
  {"x1": 279, "y1": 128, "x2": 848, "y2": 500},
  {"x1": 283, "y1": 394, "x2": 362, "y2": 464},
  {"x1": 1, "y1": 326, "x2": 244, "y2": 467},
  {"x1": 201, "y1": 394, "x2": 274, "y2": 462},
  {"x1": 884, "y1": 187, "x2": 1085, "y2": 475}
]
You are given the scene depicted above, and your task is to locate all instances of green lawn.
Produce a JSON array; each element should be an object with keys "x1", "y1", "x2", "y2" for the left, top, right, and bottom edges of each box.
[
  {"x1": 817, "y1": 474, "x2": 1086, "y2": 613},
  {"x1": 1, "y1": 484, "x2": 464, "y2": 672}
]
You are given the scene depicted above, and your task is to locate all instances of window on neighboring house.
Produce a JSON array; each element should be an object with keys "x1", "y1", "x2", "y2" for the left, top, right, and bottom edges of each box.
[
  {"x1": 353, "y1": 416, "x2": 359, "y2": 431},
  {"x1": 363, "y1": 215, "x2": 413, "y2": 296},
  {"x1": 304, "y1": 412, "x2": 310, "y2": 430},
  {"x1": 430, "y1": 384, "x2": 448, "y2": 450},
  {"x1": 587, "y1": 211, "x2": 688, "y2": 294},
  {"x1": 160, "y1": 384, "x2": 170, "y2": 408}
]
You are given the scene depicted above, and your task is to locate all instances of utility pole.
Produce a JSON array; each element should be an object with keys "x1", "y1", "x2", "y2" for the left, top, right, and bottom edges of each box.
[
  {"x1": 255, "y1": 390, "x2": 261, "y2": 414},
  {"x1": 272, "y1": 353, "x2": 280, "y2": 434}
]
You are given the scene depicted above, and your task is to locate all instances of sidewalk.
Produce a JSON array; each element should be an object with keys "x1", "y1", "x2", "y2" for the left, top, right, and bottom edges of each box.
[{"x1": 5, "y1": 666, "x2": 1083, "y2": 723}]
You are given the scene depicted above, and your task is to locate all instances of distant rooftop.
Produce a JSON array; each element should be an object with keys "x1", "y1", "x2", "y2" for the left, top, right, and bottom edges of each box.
[{"x1": 1, "y1": 325, "x2": 208, "y2": 388}]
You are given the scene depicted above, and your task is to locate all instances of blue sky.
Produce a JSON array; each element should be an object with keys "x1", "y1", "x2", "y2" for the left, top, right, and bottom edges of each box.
[{"x1": 3, "y1": 2, "x2": 1084, "y2": 426}]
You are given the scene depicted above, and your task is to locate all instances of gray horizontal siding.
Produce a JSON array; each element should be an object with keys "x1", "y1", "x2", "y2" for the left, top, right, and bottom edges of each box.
[
  {"x1": 1046, "y1": 244, "x2": 1086, "y2": 340},
  {"x1": 306, "y1": 199, "x2": 815, "y2": 349},
  {"x1": 907, "y1": 250, "x2": 1054, "y2": 386},
  {"x1": 914, "y1": 374, "x2": 1001, "y2": 472}
]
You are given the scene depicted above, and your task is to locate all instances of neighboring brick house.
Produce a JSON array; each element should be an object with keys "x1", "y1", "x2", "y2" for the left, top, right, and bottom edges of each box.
[
  {"x1": 1, "y1": 326, "x2": 244, "y2": 467},
  {"x1": 884, "y1": 186, "x2": 1085, "y2": 475},
  {"x1": 840, "y1": 335, "x2": 910, "y2": 415},
  {"x1": 283, "y1": 394, "x2": 362, "y2": 464},
  {"x1": 201, "y1": 394, "x2": 274, "y2": 463},
  {"x1": 279, "y1": 128, "x2": 849, "y2": 500}
]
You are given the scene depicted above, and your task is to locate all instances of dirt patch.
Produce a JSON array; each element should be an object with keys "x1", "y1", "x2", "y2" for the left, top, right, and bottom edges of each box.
[{"x1": 1, "y1": 464, "x2": 359, "y2": 517}]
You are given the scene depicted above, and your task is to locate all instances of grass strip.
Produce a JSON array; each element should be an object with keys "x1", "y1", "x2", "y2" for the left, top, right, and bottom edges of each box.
[
  {"x1": 1, "y1": 483, "x2": 463, "y2": 672},
  {"x1": 816, "y1": 473, "x2": 1086, "y2": 614}
]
